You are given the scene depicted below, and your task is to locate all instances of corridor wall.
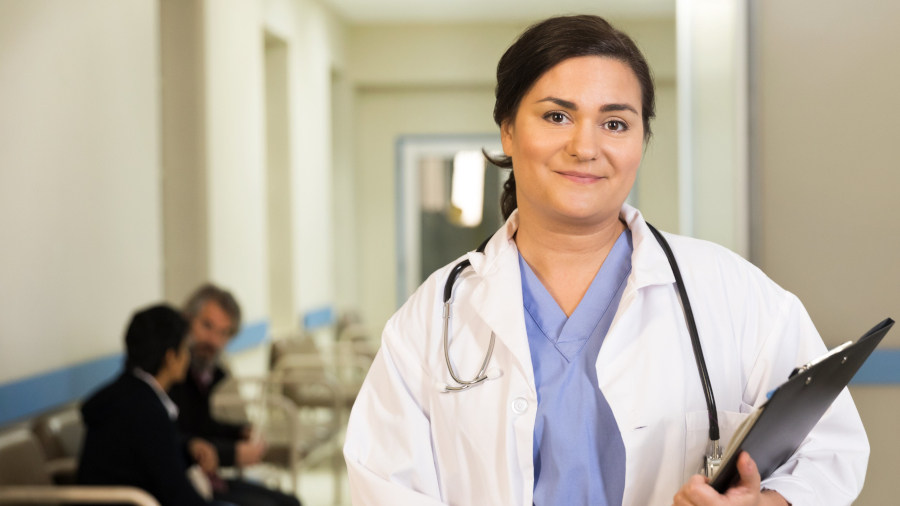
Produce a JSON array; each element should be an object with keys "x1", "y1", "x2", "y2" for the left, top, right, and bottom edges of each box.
[
  {"x1": 754, "y1": 1, "x2": 900, "y2": 503},
  {"x1": 0, "y1": 0, "x2": 163, "y2": 422},
  {"x1": 0, "y1": 0, "x2": 347, "y2": 422}
]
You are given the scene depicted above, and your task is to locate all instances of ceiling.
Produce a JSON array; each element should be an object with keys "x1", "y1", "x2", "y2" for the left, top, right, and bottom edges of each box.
[{"x1": 320, "y1": 0, "x2": 675, "y2": 24}]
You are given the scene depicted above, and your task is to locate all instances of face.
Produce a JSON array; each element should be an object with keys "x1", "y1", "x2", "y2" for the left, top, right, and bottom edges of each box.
[
  {"x1": 165, "y1": 338, "x2": 192, "y2": 384},
  {"x1": 189, "y1": 301, "x2": 233, "y2": 367},
  {"x1": 501, "y1": 56, "x2": 644, "y2": 225}
]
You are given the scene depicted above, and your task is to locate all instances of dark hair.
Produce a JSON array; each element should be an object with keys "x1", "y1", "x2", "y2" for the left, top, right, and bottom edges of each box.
[
  {"x1": 182, "y1": 283, "x2": 242, "y2": 337},
  {"x1": 125, "y1": 305, "x2": 189, "y2": 375},
  {"x1": 486, "y1": 15, "x2": 656, "y2": 220}
]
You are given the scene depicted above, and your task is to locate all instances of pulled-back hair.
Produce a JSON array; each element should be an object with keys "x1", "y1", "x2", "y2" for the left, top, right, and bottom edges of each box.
[{"x1": 485, "y1": 15, "x2": 656, "y2": 220}]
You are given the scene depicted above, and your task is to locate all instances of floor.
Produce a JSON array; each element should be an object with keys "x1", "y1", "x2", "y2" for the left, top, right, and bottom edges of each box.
[{"x1": 241, "y1": 454, "x2": 351, "y2": 506}]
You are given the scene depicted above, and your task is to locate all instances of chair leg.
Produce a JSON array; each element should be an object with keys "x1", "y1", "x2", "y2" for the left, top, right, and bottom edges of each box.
[{"x1": 332, "y1": 436, "x2": 342, "y2": 506}]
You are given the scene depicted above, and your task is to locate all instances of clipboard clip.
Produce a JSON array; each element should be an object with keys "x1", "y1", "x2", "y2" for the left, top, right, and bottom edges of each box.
[
  {"x1": 704, "y1": 439, "x2": 723, "y2": 478},
  {"x1": 789, "y1": 341, "x2": 854, "y2": 379}
]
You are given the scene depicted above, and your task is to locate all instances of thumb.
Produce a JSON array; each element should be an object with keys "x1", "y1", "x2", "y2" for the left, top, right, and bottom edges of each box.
[{"x1": 734, "y1": 452, "x2": 761, "y2": 492}]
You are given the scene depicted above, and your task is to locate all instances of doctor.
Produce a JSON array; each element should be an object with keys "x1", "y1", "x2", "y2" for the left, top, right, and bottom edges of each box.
[{"x1": 344, "y1": 15, "x2": 868, "y2": 506}]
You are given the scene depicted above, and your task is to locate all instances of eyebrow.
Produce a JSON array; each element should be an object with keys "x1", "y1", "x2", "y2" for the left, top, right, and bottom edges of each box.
[
  {"x1": 537, "y1": 96, "x2": 639, "y2": 116},
  {"x1": 600, "y1": 103, "x2": 639, "y2": 115}
]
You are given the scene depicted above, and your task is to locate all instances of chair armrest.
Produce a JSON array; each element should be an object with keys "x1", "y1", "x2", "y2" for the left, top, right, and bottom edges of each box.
[
  {"x1": 44, "y1": 457, "x2": 78, "y2": 477},
  {"x1": 0, "y1": 486, "x2": 160, "y2": 505}
]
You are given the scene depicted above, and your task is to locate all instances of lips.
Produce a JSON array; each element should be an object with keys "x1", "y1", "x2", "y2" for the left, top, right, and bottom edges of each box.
[{"x1": 555, "y1": 171, "x2": 603, "y2": 183}]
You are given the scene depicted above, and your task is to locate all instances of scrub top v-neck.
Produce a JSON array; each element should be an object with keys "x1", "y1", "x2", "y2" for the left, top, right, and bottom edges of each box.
[{"x1": 519, "y1": 229, "x2": 633, "y2": 506}]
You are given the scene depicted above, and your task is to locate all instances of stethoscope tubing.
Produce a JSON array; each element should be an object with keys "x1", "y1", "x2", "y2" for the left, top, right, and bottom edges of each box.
[{"x1": 646, "y1": 223, "x2": 720, "y2": 443}]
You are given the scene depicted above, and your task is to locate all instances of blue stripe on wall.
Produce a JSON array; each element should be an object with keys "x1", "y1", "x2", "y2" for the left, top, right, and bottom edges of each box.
[
  {"x1": 226, "y1": 320, "x2": 270, "y2": 353},
  {"x1": 1, "y1": 330, "x2": 895, "y2": 427},
  {"x1": 0, "y1": 353, "x2": 123, "y2": 426},
  {"x1": 849, "y1": 348, "x2": 900, "y2": 385},
  {"x1": 0, "y1": 319, "x2": 270, "y2": 426},
  {"x1": 303, "y1": 306, "x2": 334, "y2": 330}
]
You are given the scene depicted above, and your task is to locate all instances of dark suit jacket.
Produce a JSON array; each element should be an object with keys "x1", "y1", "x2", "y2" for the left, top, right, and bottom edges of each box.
[
  {"x1": 78, "y1": 373, "x2": 208, "y2": 506},
  {"x1": 169, "y1": 363, "x2": 246, "y2": 466}
]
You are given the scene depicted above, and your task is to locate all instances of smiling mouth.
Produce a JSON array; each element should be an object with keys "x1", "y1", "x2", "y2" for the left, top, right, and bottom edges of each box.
[{"x1": 555, "y1": 171, "x2": 604, "y2": 183}]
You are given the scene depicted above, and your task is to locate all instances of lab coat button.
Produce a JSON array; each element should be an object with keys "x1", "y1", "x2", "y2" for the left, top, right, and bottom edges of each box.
[{"x1": 511, "y1": 397, "x2": 528, "y2": 415}]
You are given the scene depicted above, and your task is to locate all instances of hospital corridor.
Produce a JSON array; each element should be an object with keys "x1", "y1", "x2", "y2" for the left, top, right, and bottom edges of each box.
[{"x1": 1, "y1": 1, "x2": 899, "y2": 505}]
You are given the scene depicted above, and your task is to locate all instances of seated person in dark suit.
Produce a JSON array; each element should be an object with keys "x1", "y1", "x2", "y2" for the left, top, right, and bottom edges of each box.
[
  {"x1": 78, "y1": 304, "x2": 232, "y2": 506},
  {"x1": 170, "y1": 284, "x2": 301, "y2": 506}
]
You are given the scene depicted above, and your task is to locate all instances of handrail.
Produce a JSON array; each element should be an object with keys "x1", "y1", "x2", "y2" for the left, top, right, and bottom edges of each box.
[{"x1": 0, "y1": 486, "x2": 160, "y2": 505}]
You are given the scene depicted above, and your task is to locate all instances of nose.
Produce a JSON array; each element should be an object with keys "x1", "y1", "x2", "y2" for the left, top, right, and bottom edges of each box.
[{"x1": 567, "y1": 120, "x2": 599, "y2": 161}]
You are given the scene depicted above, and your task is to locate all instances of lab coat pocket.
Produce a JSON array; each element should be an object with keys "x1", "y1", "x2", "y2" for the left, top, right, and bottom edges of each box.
[{"x1": 683, "y1": 408, "x2": 752, "y2": 482}]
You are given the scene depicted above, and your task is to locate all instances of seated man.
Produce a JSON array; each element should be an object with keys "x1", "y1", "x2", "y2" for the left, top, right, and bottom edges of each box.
[
  {"x1": 170, "y1": 284, "x2": 300, "y2": 506},
  {"x1": 78, "y1": 305, "x2": 230, "y2": 506}
]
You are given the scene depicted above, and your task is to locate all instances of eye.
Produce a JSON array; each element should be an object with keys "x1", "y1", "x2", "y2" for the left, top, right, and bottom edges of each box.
[
  {"x1": 605, "y1": 120, "x2": 628, "y2": 132},
  {"x1": 544, "y1": 111, "x2": 570, "y2": 124}
]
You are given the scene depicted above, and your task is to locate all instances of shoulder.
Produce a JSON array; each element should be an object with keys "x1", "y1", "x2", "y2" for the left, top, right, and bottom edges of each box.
[
  {"x1": 659, "y1": 232, "x2": 807, "y2": 350},
  {"x1": 381, "y1": 254, "x2": 470, "y2": 360},
  {"x1": 661, "y1": 232, "x2": 787, "y2": 301}
]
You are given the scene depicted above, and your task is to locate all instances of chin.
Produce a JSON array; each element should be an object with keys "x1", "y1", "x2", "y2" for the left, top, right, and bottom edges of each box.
[{"x1": 550, "y1": 195, "x2": 613, "y2": 222}]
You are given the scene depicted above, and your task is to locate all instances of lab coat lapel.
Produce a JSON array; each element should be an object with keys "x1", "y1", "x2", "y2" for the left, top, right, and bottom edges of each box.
[
  {"x1": 467, "y1": 211, "x2": 536, "y2": 395},
  {"x1": 597, "y1": 205, "x2": 676, "y2": 369},
  {"x1": 597, "y1": 206, "x2": 687, "y2": 504}
]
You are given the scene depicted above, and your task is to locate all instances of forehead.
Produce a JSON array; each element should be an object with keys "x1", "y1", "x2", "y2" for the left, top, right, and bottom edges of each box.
[
  {"x1": 198, "y1": 300, "x2": 231, "y2": 326},
  {"x1": 526, "y1": 56, "x2": 642, "y2": 107}
]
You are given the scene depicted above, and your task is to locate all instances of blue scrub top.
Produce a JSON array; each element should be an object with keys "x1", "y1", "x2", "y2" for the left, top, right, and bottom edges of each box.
[{"x1": 519, "y1": 229, "x2": 632, "y2": 506}]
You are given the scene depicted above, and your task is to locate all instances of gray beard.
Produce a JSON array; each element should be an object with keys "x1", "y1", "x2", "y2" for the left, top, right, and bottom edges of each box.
[{"x1": 191, "y1": 352, "x2": 219, "y2": 375}]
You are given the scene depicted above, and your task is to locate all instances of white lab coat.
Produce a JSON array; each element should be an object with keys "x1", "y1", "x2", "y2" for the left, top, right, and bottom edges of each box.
[{"x1": 344, "y1": 205, "x2": 868, "y2": 506}]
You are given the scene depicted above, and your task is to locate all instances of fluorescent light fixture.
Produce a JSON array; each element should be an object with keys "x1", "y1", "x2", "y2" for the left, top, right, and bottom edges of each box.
[{"x1": 451, "y1": 151, "x2": 485, "y2": 227}]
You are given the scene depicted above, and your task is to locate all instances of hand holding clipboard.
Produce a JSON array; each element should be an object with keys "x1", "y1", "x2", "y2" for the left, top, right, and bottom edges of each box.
[{"x1": 708, "y1": 318, "x2": 894, "y2": 492}]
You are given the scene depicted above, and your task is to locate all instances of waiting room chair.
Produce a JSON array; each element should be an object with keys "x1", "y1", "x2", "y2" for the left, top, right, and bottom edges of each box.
[
  {"x1": 209, "y1": 371, "x2": 342, "y2": 495},
  {"x1": 0, "y1": 427, "x2": 158, "y2": 506},
  {"x1": 31, "y1": 407, "x2": 84, "y2": 484}
]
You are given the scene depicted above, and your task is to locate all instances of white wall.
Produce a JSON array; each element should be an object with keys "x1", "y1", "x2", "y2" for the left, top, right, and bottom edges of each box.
[
  {"x1": 161, "y1": 0, "x2": 346, "y2": 332},
  {"x1": 0, "y1": 0, "x2": 162, "y2": 384},
  {"x1": 269, "y1": 0, "x2": 343, "y2": 320},
  {"x1": 203, "y1": 0, "x2": 270, "y2": 324},
  {"x1": 677, "y1": 0, "x2": 748, "y2": 255},
  {"x1": 754, "y1": 2, "x2": 900, "y2": 501}
]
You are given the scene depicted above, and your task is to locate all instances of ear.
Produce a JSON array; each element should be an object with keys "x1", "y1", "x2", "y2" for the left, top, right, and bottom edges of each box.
[
  {"x1": 163, "y1": 348, "x2": 178, "y2": 370},
  {"x1": 500, "y1": 119, "x2": 514, "y2": 158}
]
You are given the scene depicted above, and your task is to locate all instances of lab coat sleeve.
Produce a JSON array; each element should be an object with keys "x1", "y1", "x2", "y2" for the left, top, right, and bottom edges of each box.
[
  {"x1": 743, "y1": 292, "x2": 869, "y2": 506},
  {"x1": 343, "y1": 317, "x2": 446, "y2": 506}
]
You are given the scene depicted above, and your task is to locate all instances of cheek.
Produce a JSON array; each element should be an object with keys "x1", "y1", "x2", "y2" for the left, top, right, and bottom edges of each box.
[
  {"x1": 605, "y1": 139, "x2": 644, "y2": 176},
  {"x1": 510, "y1": 117, "x2": 566, "y2": 165}
]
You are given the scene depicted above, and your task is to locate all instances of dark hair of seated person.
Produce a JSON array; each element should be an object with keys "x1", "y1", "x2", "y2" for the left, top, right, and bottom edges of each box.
[
  {"x1": 78, "y1": 304, "x2": 211, "y2": 506},
  {"x1": 125, "y1": 304, "x2": 189, "y2": 374}
]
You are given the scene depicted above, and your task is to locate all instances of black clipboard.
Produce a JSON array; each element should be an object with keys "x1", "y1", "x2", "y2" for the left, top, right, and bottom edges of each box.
[{"x1": 709, "y1": 318, "x2": 894, "y2": 493}]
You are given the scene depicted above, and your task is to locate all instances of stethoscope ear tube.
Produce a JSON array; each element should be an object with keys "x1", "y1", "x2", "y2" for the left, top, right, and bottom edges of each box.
[
  {"x1": 647, "y1": 223, "x2": 721, "y2": 443},
  {"x1": 438, "y1": 235, "x2": 497, "y2": 392}
]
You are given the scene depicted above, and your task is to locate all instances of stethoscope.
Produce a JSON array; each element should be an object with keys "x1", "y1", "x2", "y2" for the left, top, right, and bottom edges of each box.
[{"x1": 435, "y1": 223, "x2": 723, "y2": 476}]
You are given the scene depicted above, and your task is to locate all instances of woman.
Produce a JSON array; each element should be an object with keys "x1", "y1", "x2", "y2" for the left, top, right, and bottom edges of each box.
[{"x1": 344, "y1": 15, "x2": 867, "y2": 506}]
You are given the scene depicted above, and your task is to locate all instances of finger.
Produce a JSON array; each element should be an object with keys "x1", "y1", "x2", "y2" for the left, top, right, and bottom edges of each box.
[
  {"x1": 683, "y1": 474, "x2": 721, "y2": 505},
  {"x1": 673, "y1": 488, "x2": 700, "y2": 506},
  {"x1": 734, "y1": 452, "x2": 761, "y2": 492}
]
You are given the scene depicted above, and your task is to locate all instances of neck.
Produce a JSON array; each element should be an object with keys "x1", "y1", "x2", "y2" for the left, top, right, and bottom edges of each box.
[
  {"x1": 515, "y1": 204, "x2": 626, "y2": 316},
  {"x1": 153, "y1": 371, "x2": 173, "y2": 392}
]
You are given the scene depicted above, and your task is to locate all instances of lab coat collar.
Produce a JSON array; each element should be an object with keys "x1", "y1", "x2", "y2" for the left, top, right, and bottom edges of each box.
[
  {"x1": 462, "y1": 205, "x2": 674, "y2": 395},
  {"x1": 467, "y1": 205, "x2": 675, "y2": 290},
  {"x1": 619, "y1": 204, "x2": 676, "y2": 289}
]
